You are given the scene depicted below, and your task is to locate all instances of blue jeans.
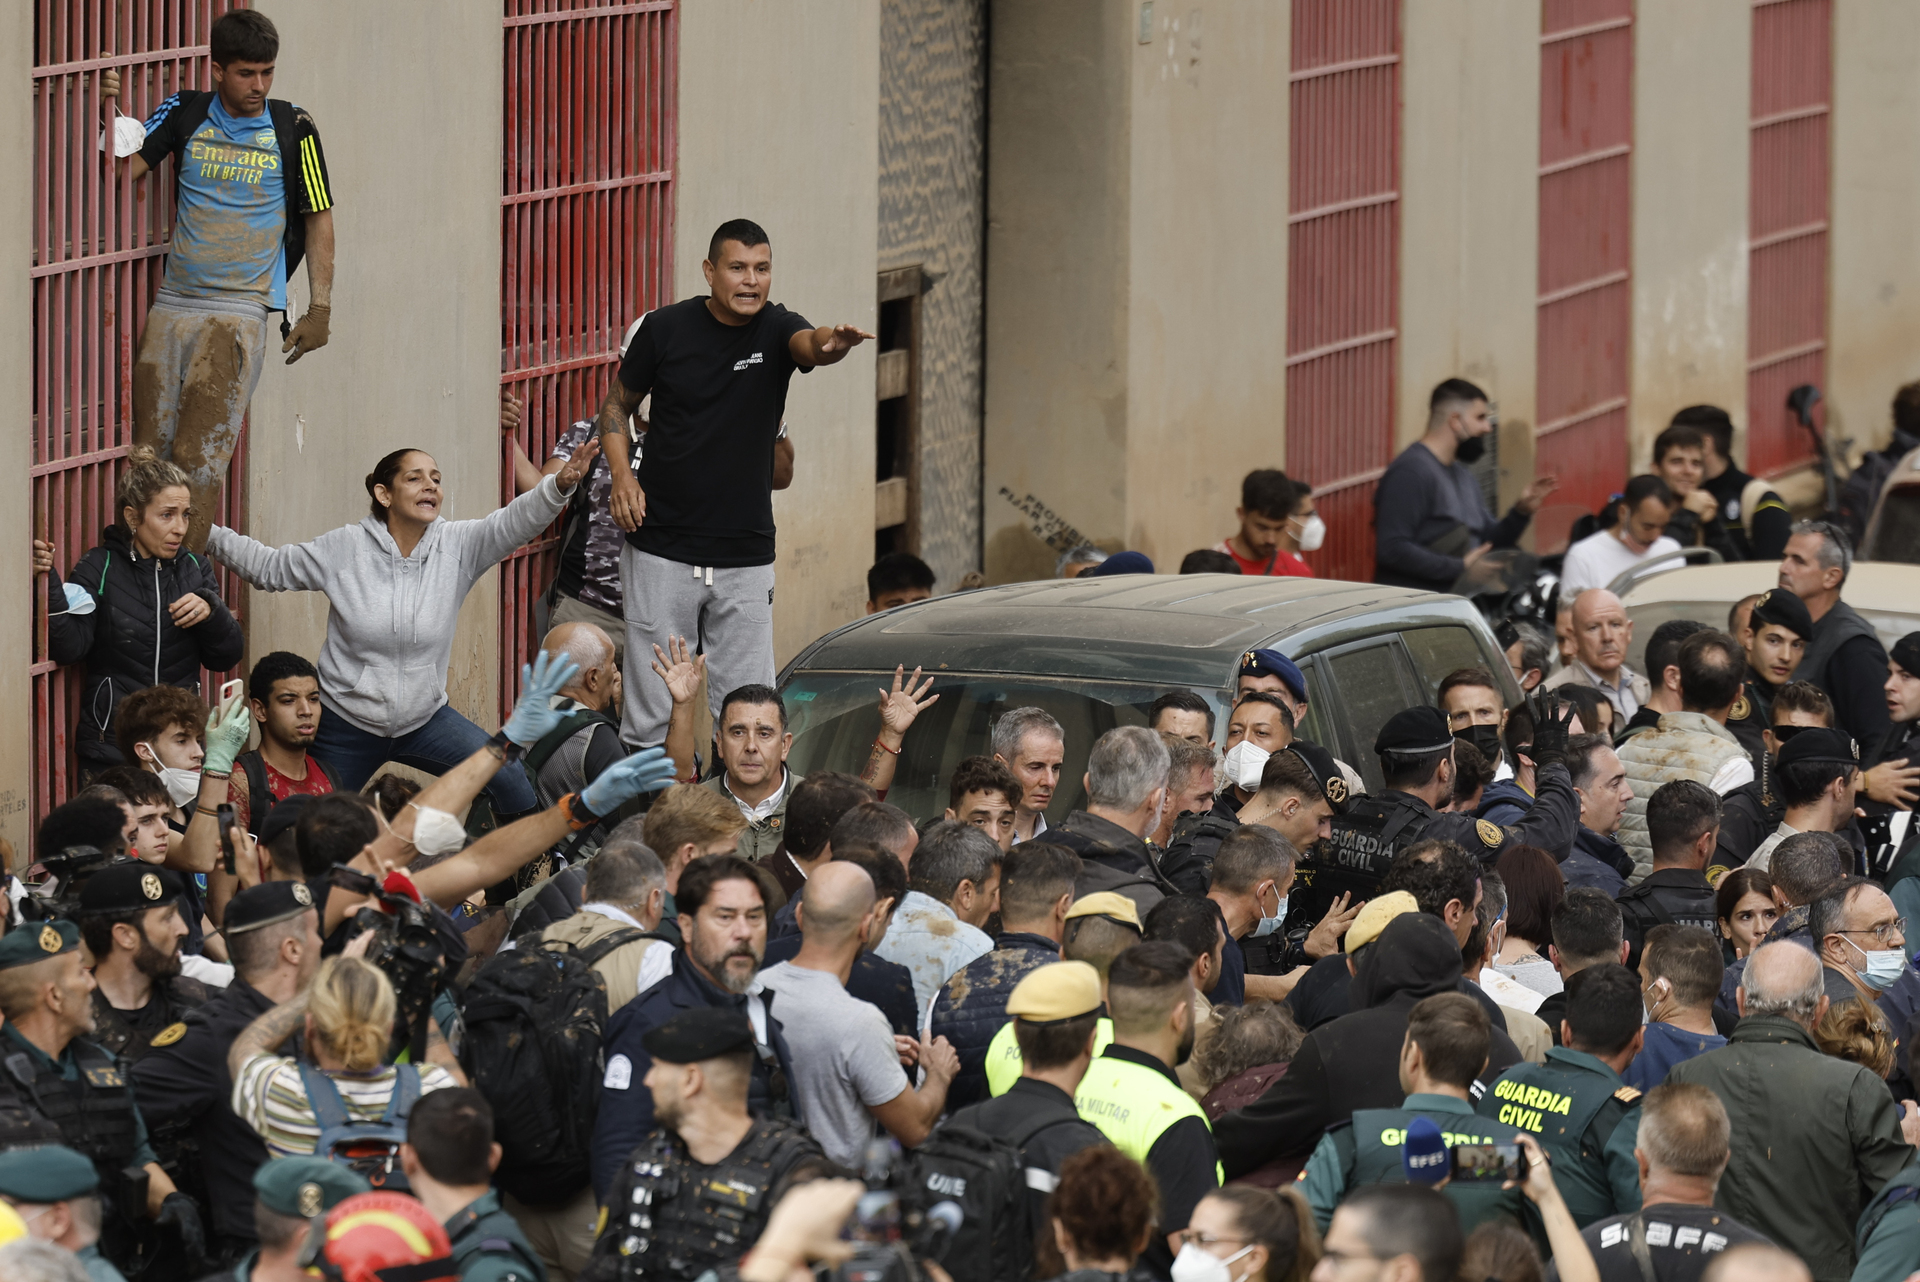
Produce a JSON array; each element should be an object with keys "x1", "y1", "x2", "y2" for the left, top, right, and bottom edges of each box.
[{"x1": 312, "y1": 703, "x2": 539, "y2": 815}]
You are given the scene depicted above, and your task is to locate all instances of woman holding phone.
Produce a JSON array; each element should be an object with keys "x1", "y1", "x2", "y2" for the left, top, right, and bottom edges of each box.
[
  {"x1": 35, "y1": 446, "x2": 245, "y2": 774},
  {"x1": 206, "y1": 445, "x2": 590, "y2": 816}
]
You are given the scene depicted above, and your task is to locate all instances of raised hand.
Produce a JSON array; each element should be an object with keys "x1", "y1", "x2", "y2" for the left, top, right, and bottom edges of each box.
[
  {"x1": 580, "y1": 746, "x2": 679, "y2": 814},
  {"x1": 651, "y1": 635, "x2": 706, "y2": 706},
  {"x1": 1526, "y1": 691, "x2": 1574, "y2": 769},
  {"x1": 1516, "y1": 474, "x2": 1561, "y2": 515},
  {"x1": 202, "y1": 695, "x2": 253, "y2": 777},
  {"x1": 553, "y1": 433, "x2": 600, "y2": 492},
  {"x1": 876, "y1": 665, "x2": 938, "y2": 740},
  {"x1": 1306, "y1": 893, "x2": 1363, "y2": 959},
  {"x1": 817, "y1": 323, "x2": 876, "y2": 357},
  {"x1": 502, "y1": 649, "x2": 582, "y2": 747}
]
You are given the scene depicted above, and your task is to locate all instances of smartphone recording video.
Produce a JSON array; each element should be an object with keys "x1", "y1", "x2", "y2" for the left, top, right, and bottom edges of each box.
[{"x1": 1449, "y1": 1142, "x2": 1523, "y2": 1183}]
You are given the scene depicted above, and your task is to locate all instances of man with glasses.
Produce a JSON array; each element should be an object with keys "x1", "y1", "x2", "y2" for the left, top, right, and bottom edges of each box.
[{"x1": 1810, "y1": 877, "x2": 1907, "y2": 1011}]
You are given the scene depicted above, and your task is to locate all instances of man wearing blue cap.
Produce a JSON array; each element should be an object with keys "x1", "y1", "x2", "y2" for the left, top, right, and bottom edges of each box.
[
  {"x1": 0, "y1": 1144, "x2": 124, "y2": 1282},
  {"x1": 1299, "y1": 993, "x2": 1522, "y2": 1234},
  {"x1": 0, "y1": 917, "x2": 202, "y2": 1273}
]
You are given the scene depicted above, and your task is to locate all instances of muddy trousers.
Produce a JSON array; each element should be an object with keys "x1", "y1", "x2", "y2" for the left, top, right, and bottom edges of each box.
[{"x1": 132, "y1": 289, "x2": 269, "y2": 551}]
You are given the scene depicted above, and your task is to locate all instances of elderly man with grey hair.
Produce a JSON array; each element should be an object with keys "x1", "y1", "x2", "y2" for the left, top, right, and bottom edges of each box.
[
  {"x1": 991, "y1": 707, "x2": 1067, "y2": 845},
  {"x1": 1777, "y1": 518, "x2": 1890, "y2": 744},
  {"x1": 874, "y1": 820, "x2": 1003, "y2": 1025},
  {"x1": 1044, "y1": 726, "x2": 1177, "y2": 919},
  {"x1": 529, "y1": 619, "x2": 625, "y2": 807},
  {"x1": 1667, "y1": 941, "x2": 1912, "y2": 1282}
]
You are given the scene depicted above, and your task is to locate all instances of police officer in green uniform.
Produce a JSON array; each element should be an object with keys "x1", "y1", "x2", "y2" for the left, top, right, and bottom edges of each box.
[
  {"x1": 981, "y1": 893, "x2": 1134, "y2": 1095},
  {"x1": 946, "y1": 963, "x2": 1108, "y2": 1233},
  {"x1": 1299, "y1": 993, "x2": 1524, "y2": 1233},
  {"x1": 1475, "y1": 962, "x2": 1645, "y2": 1227},
  {"x1": 1072, "y1": 940, "x2": 1220, "y2": 1279},
  {"x1": 75, "y1": 863, "x2": 210, "y2": 1064},
  {"x1": 399, "y1": 1088, "x2": 544, "y2": 1282},
  {"x1": 1853, "y1": 1159, "x2": 1920, "y2": 1282},
  {"x1": 1294, "y1": 699, "x2": 1578, "y2": 937},
  {"x1": 131, "y1": 881, "x2": 320, "y2": 1268},
  {"x1": 0, "y1": 1144, "x2": 127, "y2": 1282},
  {"x1": 584, "y1": 1007, "x2": 823, "y2": 1282},
  {"x1": 0, "y1": 918, "x2": 203, "y2": 1275},
  {"x1": 201, "y1": 1157, "x2": 368, "y2": 1282}
]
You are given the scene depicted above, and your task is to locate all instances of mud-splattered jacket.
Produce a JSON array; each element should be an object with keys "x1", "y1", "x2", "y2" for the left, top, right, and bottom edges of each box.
[
  {"x1": 929, "y1": 931, "x2": 1060, "y2": 1110},
  {"x1": 47, "y1": 524, "x2": 244, "y2": 768}
]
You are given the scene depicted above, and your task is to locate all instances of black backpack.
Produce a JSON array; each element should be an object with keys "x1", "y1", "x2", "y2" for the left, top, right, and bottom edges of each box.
[
  {"x1": 900, "y1": 1117, "x2": 1063, "y2": 1282},
  {"x1": 458, "y1": 928, "x2": 661, "y2": 1205}
]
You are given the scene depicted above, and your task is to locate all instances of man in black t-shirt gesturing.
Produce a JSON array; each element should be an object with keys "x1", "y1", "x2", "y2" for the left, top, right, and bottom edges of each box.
[{"x1": 594, "y1": 218, "x2": 874, "y2": 750}]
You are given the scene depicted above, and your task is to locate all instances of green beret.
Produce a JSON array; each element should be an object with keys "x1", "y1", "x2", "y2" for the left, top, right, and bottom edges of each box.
[
  {"x1": 78, "y1": 862, "x2": 185, "y2": 916},
  {"x1": 0, "y1": 920, "x2": 80, "y2": 970},
  {"x1": 253, "y1": 1157, "x2": 368, "y2": 1218},
  {"x1": 0, "y1": 1146, "x2": 98, "y2": 1202}
]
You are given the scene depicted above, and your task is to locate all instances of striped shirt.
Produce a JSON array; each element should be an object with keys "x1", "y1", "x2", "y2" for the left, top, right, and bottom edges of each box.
[{"x1": 231, "y1": 1054, "x2": 457, "y2": 1158}]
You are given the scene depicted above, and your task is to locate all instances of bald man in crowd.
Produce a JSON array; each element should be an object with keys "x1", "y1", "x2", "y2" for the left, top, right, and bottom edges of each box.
[
  {"x1": 756, "y1": 863, "x2": 960, "y2": 1169},
  {"x1": 529, "y1": 621, "x2": 626, "y2": 806},
  {"x1": 1546, "y1": 589, "x2": 1651, "y2": 721}
]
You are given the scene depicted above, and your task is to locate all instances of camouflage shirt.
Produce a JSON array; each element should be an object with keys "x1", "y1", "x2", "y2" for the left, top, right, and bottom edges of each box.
[{"x1": 550, "y1": 419, "x2": 632, "y2": 615}]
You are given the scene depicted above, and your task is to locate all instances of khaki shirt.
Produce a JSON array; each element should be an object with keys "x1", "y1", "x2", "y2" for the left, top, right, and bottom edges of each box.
[{"x1": 539, "y1": 908, "x2": 668, "y2": 1015}]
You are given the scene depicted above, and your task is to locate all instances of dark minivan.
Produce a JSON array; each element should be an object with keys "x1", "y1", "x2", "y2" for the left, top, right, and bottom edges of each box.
[{"x1": 777, "y1": 574, "x2": 1518, "y2": 823}]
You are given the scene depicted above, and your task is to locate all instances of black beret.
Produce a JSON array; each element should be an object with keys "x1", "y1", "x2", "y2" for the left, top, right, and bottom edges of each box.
[
  {"x1": 225, "y1": 881, "x2": 316, "y2": 936},
  {"x1": 78, "y1": 862, "x2": 184, "y2": 916},
  {"x1": 1776, "y1": 727, "x2": 1858, "y2": 770},
  {"x1": 0, "y1": 919, "x2": 80, "y2": 971},
  {"x1": 641, "y1": 1007, "x2": 755, "y2": 1065},
  {"x1": 1749, "y1": 589, "x2": 1814, "y2": 643},
  {"x1": 1375, "y1": 706, "x2": 1455, "y2": 756},
  {"x1": 1283, "y1": 739, "x2": 1351, "y2": 813},
  {"x1": 1892, "y1": 632, "x2": 1920, "y2": 679},
  {"x1": 259, "y1": 794, "x2": 314, "y2": 848}
]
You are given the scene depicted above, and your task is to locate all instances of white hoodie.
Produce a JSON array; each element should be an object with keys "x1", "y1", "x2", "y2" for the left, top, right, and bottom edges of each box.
[{"x1": 208, "y1": 473, "x2": 572, "y2": 737}]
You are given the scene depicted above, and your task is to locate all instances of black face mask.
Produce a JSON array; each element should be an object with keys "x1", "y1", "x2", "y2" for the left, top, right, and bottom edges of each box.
[
  {"x1": 1455, "y1": 723, "x2": 1503, "y2": 764},
  {"x1": 1455, "y1": 432, "x2": 1488, "y2": 465}
]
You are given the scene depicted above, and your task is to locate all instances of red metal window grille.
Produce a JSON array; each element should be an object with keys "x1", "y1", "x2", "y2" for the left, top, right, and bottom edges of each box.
[
  {"x1": 1747, "y1": 0, "x2": 1830, "y2": 477},
  {"x1": 1285, "y1": 0, "x2": 1400, "y2": 584},
  {"x1": 499, "y1": 0, "x2": 676, "y2": 717},
  {"x1": 33, "y1": 0, "x2": 249, "y2": 823},
  {"x1": 1536, "y1": 0, "x2": 1633, "y2": 552}
]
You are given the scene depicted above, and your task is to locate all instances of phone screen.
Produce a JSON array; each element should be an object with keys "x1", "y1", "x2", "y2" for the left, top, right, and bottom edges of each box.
[{"x1": 1449, "y1": 1143, "x2": 1523, "y2": 1183}]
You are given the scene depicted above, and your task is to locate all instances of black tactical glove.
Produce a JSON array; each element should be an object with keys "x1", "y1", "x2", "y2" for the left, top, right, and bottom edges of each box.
[
  {"x1": 1527, "y1": 691, "x2": 1576, "y2": 771},
  {"x1": 156, "y1": 1191, "x2": 206, "y2": 1274}
]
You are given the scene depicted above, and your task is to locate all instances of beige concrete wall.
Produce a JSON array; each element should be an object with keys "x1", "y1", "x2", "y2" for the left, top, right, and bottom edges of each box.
[
  {"x1": 1125, "y1": 1, "x2": 1289, "y2": 564},
  {"x1": 1398, "y1": 0, "x2": 1539, "y2": 510},
  {"x1": 0, "y1": 1, "x2": 31, "y2": 859},
  {"x1": 983, "y1": 1, "x2": 1132, "y2": 584},
  {"x1": 677, "y1": 0, "x2": 881, "y2": 662},
  {"x1": 1629, "y1": 1, "x2": 1750, "y2": 467},
  {"x1": 244, "y1": 0, "x2": 504, "y2": 728},
  {"x1": 1828, "y1": 0, "x2": 1920, "y2": 462}
]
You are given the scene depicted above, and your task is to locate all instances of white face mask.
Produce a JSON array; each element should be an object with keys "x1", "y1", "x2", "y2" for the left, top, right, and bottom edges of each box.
[
  {"x1": 1252, "y1": 882, "x2": 1288, "y2": 938},
  {"x1": 1171, "y1": 1241, "x2": 1255, "y2": 1282},
  {"x1": 99, "y1": 113, "x2": 147, "y2": 159},
  {"x1": 1293, "y1": 513, "x2": 1327, "y2": 552},
  {"x1": 408, "y1": 804, "x2": 468, "y2": 857},
  {"x1": 143, "y1": 744, "x2": 201, "y2": 809},
  {"x1": 1222, "y1": 740, "x2": 1271, "y2": 791},
  {"x1": 1843, "y1": 935, "x2": 1907, "y2": 993}
]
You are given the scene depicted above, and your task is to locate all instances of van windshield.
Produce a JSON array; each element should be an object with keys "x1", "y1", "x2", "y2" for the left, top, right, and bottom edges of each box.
[{"x1": 779, "y1": 671, "x2": 1226, "y2": 823}]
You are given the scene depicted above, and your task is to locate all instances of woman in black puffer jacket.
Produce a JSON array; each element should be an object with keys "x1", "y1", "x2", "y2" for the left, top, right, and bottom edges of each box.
[{"x1": 37, "y1": 446, "x2": 244, "y2": 771}]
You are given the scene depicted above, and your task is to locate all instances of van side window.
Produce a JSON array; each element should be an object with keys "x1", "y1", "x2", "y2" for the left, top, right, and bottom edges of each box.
[
  {"x1": 1324, "y1": 642, "x2": 1419, "y2": 792},
  {"x1": 1401, "y1": 626, "x2": 1495, "y2": 703}
]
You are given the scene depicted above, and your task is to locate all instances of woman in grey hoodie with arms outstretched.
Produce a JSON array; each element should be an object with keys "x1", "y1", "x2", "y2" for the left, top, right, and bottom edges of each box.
[{"x1": 207, "y1": 443, "x2": 597, "y2": 814}]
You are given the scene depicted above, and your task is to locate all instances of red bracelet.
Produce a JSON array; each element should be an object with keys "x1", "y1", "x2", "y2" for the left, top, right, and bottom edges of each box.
[{"x1": 873, "y1": 736, "x2": 901, "y2": 756}]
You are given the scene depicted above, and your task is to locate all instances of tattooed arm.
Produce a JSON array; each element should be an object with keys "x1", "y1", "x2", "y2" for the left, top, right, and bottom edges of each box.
[{"x1": 228, "y1": 994, "x2": 310, "y2": 1078}]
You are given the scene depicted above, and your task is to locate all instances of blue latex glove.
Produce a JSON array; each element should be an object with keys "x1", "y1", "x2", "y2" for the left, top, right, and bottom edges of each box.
[
  {"x1": 502, "y1": 650, "x2": 582, "y2": 747},
  {"x1": 202, "y1": 695, "x2": 254, "y2": 776},
  {"x1": 580, "y1": 747, "x2": 679, "y2": 815}
]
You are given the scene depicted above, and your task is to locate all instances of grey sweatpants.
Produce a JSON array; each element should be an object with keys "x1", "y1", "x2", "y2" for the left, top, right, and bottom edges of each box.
[
  {"x1": 618, "y1": 544, "x2": 776, "y2": 748},
  {"x1": 132, "y1": 289, "x2": 269, "y2": 551}
]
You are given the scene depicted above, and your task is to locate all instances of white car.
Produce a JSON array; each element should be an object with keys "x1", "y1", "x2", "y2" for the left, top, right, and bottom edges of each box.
[{"x1": 1617, "y1": 559, "x2": 1920, "y2": 673}]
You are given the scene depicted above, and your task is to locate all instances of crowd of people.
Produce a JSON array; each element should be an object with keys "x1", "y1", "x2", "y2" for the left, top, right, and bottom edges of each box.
[{"x1": 21, "y1": 12, "x2": 1920, "y2": 1282}]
